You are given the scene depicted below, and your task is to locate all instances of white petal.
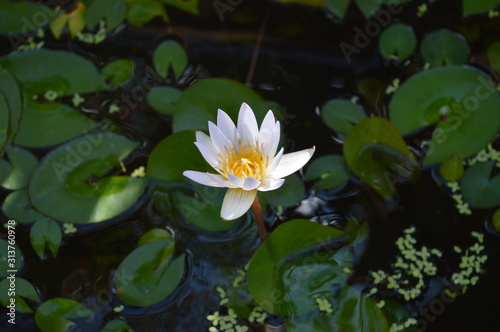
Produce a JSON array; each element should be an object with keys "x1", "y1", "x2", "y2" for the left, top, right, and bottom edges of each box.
[
  {"x1": 264, "y1": 121, "x2": 280, "y2": 159},
  {"x1": 209, "y1": 121, "x2": 231, "y2": 154},
  {"x1": 217, "y1": 109, "x2": 237, "y2": 145},
  {"x1": 269, "y1": 147, "x2": 315, "y2": 179},
  {"x1": 237, "y1": 102, "x2": 259, "y2": 144},
  {"x1": 183, "y1": 171, "x2": 231, "y2": 188},
  {"x1": 265, "y1": 147, "x2": 284, "y2": 176},
  {"x1": 227, "y1": 173, "x2": 244, "y2": 187},
  {"x1": 259, "y1": 110, "x2": 276, "y2": 147},
  {"x1": 242, "y1": 176, "x2": 261, "y2": 190},
  {"x1": 195, "y1": 131, "x2": 214, "y2": 149},
  {"x1": 194, "y1": 142, "x2": 219, "y2": 169},
  {"x1": 258, "y1": 178, "x2": 285, "y2": 191},
  {"x1": 221, "y1": 188, "x2": 257, "y2": 220}
]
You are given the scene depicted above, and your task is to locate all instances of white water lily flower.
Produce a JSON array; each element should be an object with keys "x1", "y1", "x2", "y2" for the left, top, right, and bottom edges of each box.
[{"x1": 183, "y1": 103, "x2": 315, "y2": 220}]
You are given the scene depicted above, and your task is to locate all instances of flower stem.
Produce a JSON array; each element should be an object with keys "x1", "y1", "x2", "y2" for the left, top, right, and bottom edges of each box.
[{"x1": 252, "y1": 196, "x2": 267, "y2": 242}]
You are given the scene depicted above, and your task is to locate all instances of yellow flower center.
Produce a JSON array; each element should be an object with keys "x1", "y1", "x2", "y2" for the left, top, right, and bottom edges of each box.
[{"x1": 218, "y1": 141, "x2": 267, "y2": 181}]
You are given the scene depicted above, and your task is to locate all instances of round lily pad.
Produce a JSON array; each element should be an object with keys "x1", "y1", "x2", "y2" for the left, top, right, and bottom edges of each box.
[
  {"x1": 0, "y1": 277, "x2": 40, "y2": 313},
  {"x1": 153, "y1": 40, "x2": 188, "y2": 80},
  {"x1": 420, "y1": 29, "x2": 470, "y2": 67},
  {"x1": 343, "y1": 117, "x2": 416, "y2": 199},
  {"x1": 101, "y1": 58, "x2": 135, "y2": 88},
  {"x1": 147, "y1": 86, "x2": 182, "y2": 114},
  {"x1": 29, "y1": 132, "x2": 147, "y2": 224},
  {"x1": 86, "y1": 0, "x2": 127, "y2": 31},
  {"x1": 379, "y1": 24, "x2": 417, "y2": 61},
  {"x1": 0, "y1": 145, "x2": 38, "y2": 190},
  {"x1": 248, "y1": 219, "x2": 346, "y2": 315},
  {"x1": 0, "y1": 239, "x2": 24, "y2": 277},
  {"x1": 35, "y1": 298, "x2": 92, "y2": 332},
  {"x1": 305, "y1": 155, "x2": 351, "y2": 190},
  {"x1": 172, "y1": 78, "x2": 269, "y2": 132},
  {"x1": 30, "y1": 218, "x2": 62, "y2": 260},
  {"x1": 439, "y1": 153, "x2": 464, "y2": 182},
  {"x1": 461, "y1": 161, "x2": 500, "y2": 208},
  {"x1": 2, "y1": 189, "x2": 44, "y2": 224},
  {"x1": 487, "y1": 42, "x2": 500, "y2": 73},
  {"x1": 321, "y1": 99, "x2": 366, "y2": 134},
  {"x1": 389, "y1": 66, "x2": 500, "y2": 165},
  {"x1": 0, "y1": 50, "x2": 108, "y2": 147}
]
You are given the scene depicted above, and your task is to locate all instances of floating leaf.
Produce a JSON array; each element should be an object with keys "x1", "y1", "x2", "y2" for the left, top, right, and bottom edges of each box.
[
  {"x1": 0, "y1": 239, "x2": 24, "y2": 277},
  {"x1": 248, "y1": 219, "x2": 347, "y2": 315},
  {"x1": 389, "y1": 66, "x2": 500, "y2": 165},
  {"x1": 487, "y1": 42, "x2": 500, "y2": 73},
  {"x1": 461, "y1": 161, "x2": 500, "y2": 208},
  {"x1": 160, "y1": 0, "x2": 199, "y2": 14},
  {"x1": 462, "y1": 0, "x2": 500, "y2": 15},
  {"x1": 285, "y1": 286, "x2": 390, "y2": 332},
  {"x1": 101, "y1": 58, "x2": 135, "y2": 88},
  {"x1": 153, "y1": 40, "x2": 188, "y2": 80},
  {"x1": 440, "y1": 153, "x2": 464, "y2": 181},
  {"x1": 261, "y1": 173, "x2": 305, "y2": 207},
  {"x1": 492, "y1": 208, "x2": 500, "y2": 232},
  {"x1": 0, "y1": 277, "x2": 40, "y2": 314},
  {"x1": 0, "y1": 93, "x2": 7, "y2": 152},
  {"x1": 323, "y1": 0, "x2": 350, "y2": 18},
  {"x1": 0, "y1": 1, "x2": 56, "y2": 34},
  {"x1": 0, "y1": 145, "x2": 38, "y2": 190},
  {"x1": 35, "y1": 298, "x2": 92, "y2": 332},
  {"x1": 147, "y1": 86, "x2": 181, "y2": 114},
  {"x1": 176, "y1": 184, "x2": 239, "y2": 232},
  {"x1": 102, "y1": 319, "x2": 133, "y2": 332},
  {"x1": 30, "y1": 218, "x2": 62, "y2": 260},
  {"x1": 125, "y1": 0, "x2": 169, "y2": 26},
  {"x1": 321, "y1": 99, "x2": 366, "y2": 134},
  {"x1": 420, "y1": 30, "x2": 470, "y2": 67},
  {"x1": 147, "y1": 130, "x2": 210, "y2": 183},
  {"x1": 86, "y1": 0, "x2": 127, "y2": 31},
  {"x1": 343, "y1": 117, "x2": 416, "y2": 199},
  {"x1": 305, "y1": 155, "x2": 351, "y2": 190},
  {"x1": 379, "y1": 24, "x2": 417, "y2": 61},
  {"x1": 137, "y1": 228, "x2": 173, "y2": 246},
  {"x1": 29, "y1": 132, "x2": 147, "y2": 224},
  {"x1": 114, "y1": 240, "x2": 185, "y2": 306},
  {"x1": 0, "y1": 50, "x2": 108, "y2": 147},
  {"x1": 173, "y1": 78, "x2": 269, "y2": 132},
  {"x1": 2, "y1": 189, "x2": 44, "y2": 224},
  {"x1": 50, "y1": 2, "x2": 86, "y2": 39},
  {"x1": 0, "y1": 68, "x2": 22, "y2": 144}
]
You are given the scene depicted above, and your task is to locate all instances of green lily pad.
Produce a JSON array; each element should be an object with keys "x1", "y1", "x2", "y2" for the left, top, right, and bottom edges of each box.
[
  {"x1": 101, "y1": 58, "x2": 135, "y2": 88},
  {"x1": 421, "y1": 30, "x2": 470, "y2": 67},
  {"x1": 463, "y1": 0, "x2": 500, "y2": 15},
  {"x1": 0, "y1": 93, "x2": 7, "y2": 153},
  {"x1": 323, "y1": 0, "x2": 350, "y2": 18},
  {"x1": 29, "y1": 132, "x2": 147, "y2": 224},
  {"x1": 262, "y1": 173, "x2": 305, "y2": 208},
  {"x1": 0, "y1": 277, "x2": 40, "y2": 314},
  {"x1": 102, "y1": 319, "x2": 133, "y2": 332},
  {"x1": 0, "y1": 239, "x2": 24, "y2": 277},
  {"x1": 321, "y1": 99, "x2": 366, "y2": 134},
  {"x1": 487, "y1": 42, "x2": 500, "y2": 73},
  {"x1": 147, "y1": 130, "x2": 211, "y2": 183},
  {"x1": 125, "y1": 0, "x2": 169, "y2": 26},
  {"x1": 492, "y1": 208, "x2": 500, "y2": 232},
  {"x1": 440, "y1": 153, "x2": 464, "y2": 182},
  {"x1": 138, "y1": 228, "x2": 173, "y2": 246},
  {"x1": 2, "y1": 189, "x2": 44, "y2": 224},
  {"x1": 248, "y1": 219, "x2": 347, "y2": 315},
  {"x1": 176, "y1": 184, "x2": 239, "y2": 232},
  {"x1": 285, "y1": 286, "x2": 390, "y2": 331},
  {"x1": 305, "y1": 155, "x2": 351, "y2": 190},
  {"x1": 461, "y1": 161, "x2": 500, "y2": 208},
  {"x1": 0, "y1": 145, "x2": 38, "y2": 190},
  {"x1": 173, "y1": 78, "x2": 269, "y2": 132},
  {"x1": 379, "y1": 24, "x2": 417, "y2": 61},
  {"x1": 0, "y1": 68, "x2": 22, "y2": 146},
  {"x1": 147, "y1": 86, "x2": 182, "y2": 114},
  {"x1": 0, "y1": 50, "x2": 108, "y2": 147},
  {"x1": 343, "y1": 117, "x2": 416, "y2": 199},
  {"x1": 160, "y1": 0, "x2": 199, "y2": 14},
  {"x1": 35, "y1": 298, "x2": 92, "y2": 332},
  {"x1": 114, "y1": 240, "x2": 185, "y2": 306},
  {"x1": 389, "y1": 66, "x2": 500, "y2": 165},
  {"x1": 0, "y1": 1, "x2": 56, "y2": 34},
  {"x1": 153, "y1": 40, "x2": 188, "y2": 80},
  {"x1": 30, "y1": 218, "x2": 62, "y2": 260},
  {"x1": 86, "y1": 0, "x2": 127, "y2": 31}
]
